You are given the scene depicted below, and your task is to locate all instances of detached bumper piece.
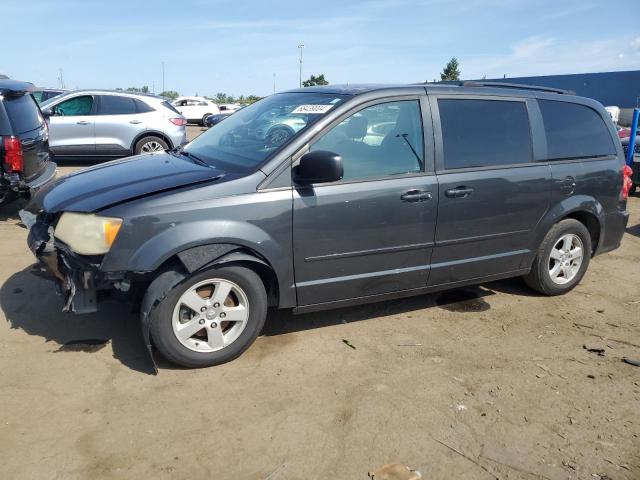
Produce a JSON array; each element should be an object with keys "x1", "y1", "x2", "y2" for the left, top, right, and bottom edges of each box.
[{"x1": 27, "y1": 214, "x2": 123, "y2": 314}]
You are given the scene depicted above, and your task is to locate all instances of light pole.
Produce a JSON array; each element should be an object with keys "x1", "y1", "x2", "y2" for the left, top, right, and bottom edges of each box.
[{"x1": 298, "y1": 44, "x2": 304, "y2": 88}]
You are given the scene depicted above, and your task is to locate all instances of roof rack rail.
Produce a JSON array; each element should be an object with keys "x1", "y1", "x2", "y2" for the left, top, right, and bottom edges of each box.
[{"x1": 461, "y1": 81, "x2": 574, "y2": 95}]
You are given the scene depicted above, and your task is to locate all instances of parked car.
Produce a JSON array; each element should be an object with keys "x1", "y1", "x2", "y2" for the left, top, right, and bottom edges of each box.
[
  {"x1": 219, "y1": 103, "x2": 242, "y2": 113},
  {"x1": 203, "y1": 112, "x2": 231, "y2": 128},
  {"x1": 31, "y1": 88, "x2": 67, "y2": 105},
  {"x1": 172, "y1": 96, "x2": 220, "y2": 125},
  {"x1": 0, "y1": 80, "x2": 56, "y2": 205},
  {"x1": 40, "y1": 90, "x2": 187, "y2": 159},
  {"x1": 25, "y1": 83, "x2": 630, "y2": 369},
  {"x1": 621, "y1": 134, "x2": 639, "y2": 194}
]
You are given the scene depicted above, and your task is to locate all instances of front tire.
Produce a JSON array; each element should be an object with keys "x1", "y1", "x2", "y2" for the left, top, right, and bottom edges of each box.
[
  {"x1": 202, "y1": 113, "x2": 212, "y2": 126},
  {"x1": 149, "y1": 265, "x2": 268, "y2": 368},
  {"x1": 524, "y1": 219, "x2": 592, "y2": 295}
]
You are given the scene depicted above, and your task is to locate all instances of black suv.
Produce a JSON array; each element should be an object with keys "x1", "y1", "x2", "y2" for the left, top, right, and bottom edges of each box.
[
  {"x1": 26, "y1": 82, "x2": 630, "y2": 369},
  {"x1": 1, "y1": 80, "x2": 56, "y2": 205}
]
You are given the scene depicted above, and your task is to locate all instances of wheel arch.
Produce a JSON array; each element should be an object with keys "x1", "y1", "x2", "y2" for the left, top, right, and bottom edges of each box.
[
  {"x1": 529, "y1": 195, "x2": 605, "y2": 267},
  {"x1": 139, "y1": 244, "x2": 282, "y2": 371}
]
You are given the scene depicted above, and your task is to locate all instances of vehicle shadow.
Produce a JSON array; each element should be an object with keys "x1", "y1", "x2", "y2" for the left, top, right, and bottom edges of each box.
[
  {"x1": 0, "y1": 197, "x2": 28, "y2": 223},
  {"x1": 626, "y1": 222, "x2": 640, "y2": 239},
  {"x1": 0, "y1": 265, "x2": 155, "y2": 375},
  {"x1": 262, "y1": 284, "x2": 498, "y2": 336}
]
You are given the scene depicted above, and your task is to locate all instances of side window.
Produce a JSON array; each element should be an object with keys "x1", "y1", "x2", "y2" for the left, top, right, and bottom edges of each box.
[
  {"x1": 55, "y1": 96, "x2": 94, "y2": 116},
  {"x1": 538, "y1": 100, "x2": 616, "y2": 160},
  {"x1": 98, "y1": 96, "x2": 137, "y2": 115},
  {"x1": 310, "y1": 100, "x2": 424, "y2": 181},
  {"x1": 438, "y1": 99, "x2": 532, "y2": 169},
  {"x1": 198, "y1": 100, "x2": 208, "y2": 106},
  {"x1": 134, "y1": 99, "x2": 154, "y2": 113},
  {"x1": 174, "y1": 100, "x2": 186, "y2": 107}
]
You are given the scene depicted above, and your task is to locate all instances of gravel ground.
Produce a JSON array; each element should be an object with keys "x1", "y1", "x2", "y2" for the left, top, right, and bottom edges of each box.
[{"x1": 0, "y1": 127, "x2": 638, "y2": 479}]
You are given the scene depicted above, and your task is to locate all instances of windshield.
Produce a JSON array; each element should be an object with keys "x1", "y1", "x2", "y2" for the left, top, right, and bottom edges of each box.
[{"x1": 183, "y1": 92, "x2": 348, "y2": 172}]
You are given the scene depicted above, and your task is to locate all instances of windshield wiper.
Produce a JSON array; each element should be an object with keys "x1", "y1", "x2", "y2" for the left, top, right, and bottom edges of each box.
[
  {"x1": 396, "y1": 133, "x2": 423, "y2": 168},
  {"x1": 170, "y1": 146, "x2": 210, "y2": 167}
]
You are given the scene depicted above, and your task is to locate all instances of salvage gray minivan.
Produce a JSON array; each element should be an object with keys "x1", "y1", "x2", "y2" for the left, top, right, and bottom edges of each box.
[{"x1": 26, "y1": 83, "x2": 632, "y2": 368}]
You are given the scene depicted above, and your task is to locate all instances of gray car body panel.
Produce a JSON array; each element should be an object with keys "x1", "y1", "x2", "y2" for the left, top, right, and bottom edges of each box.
[{"x1": 29, "y1": 84, "x2": 628, "y2": 316}]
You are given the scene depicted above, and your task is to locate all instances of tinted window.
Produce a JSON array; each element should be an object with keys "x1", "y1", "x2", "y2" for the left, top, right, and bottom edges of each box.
[
  {"x1": 311, "y1": 100, "x2": 424, "y2": 181},
  {"x1": 162, "y1": 101, "x2": 181, "y2": 114},
  {"x1": 3, "y1": 94, "x2": 42, "y2": 133},
  {"x1": 134, "y1": 99, "x2": 154, "y2": 113},
  {"x1": 56, "y1": 96, "x2": 93, "y2": 116},
  {"x1": 539, "y1": 100, "x2": 616, "y2": 160},
  {"x1": 99, "y1": 95, "x2": 137, "y2": 115},
  {"x1": 439, "y1": 99, "x2": 532, "y2": 169}
]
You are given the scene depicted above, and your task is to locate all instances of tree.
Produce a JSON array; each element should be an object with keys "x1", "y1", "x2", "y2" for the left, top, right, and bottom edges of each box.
[
  {"x1": 440, "y1": 57, "x2": 461, "y2": 82},
  {"x1": 302, "y1": 74, "x2": 329, "y2": 87},
  {"x1": 213, "y1": 92, "x2": 236, "y2": 104},
  {"x1": 159, "y1": 90, "x2": 180, "y2": 100}
]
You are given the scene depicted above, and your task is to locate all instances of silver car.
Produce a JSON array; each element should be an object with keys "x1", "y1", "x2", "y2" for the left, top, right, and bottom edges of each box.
[{"x1": 40, "y1": 90, "x2": 187, "y2": 158}]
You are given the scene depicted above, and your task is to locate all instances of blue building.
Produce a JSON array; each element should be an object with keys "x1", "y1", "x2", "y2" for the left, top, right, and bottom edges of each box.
[{"x1": 478, "y1": 70, "x2": 640, "y2": 125}]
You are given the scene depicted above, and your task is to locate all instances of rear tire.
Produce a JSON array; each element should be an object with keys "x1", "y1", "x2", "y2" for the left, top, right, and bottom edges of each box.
[
  {"x1": 134, "y1": 136, "x2": 168, "y2": 155},
  {"x1": 149, "y1": 265, "x2": 268, "y2": 368},
  {"x1": 523, "y1": 219, "x2": 592, "y2": 296},
  {"x1": 201, "y1": 113, "x2": 212, "y2": 126}
]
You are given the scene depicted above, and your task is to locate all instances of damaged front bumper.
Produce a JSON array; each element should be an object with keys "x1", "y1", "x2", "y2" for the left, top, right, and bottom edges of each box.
[{"x1": 26, "y1": 212, "x2": 126, "y2": 314}]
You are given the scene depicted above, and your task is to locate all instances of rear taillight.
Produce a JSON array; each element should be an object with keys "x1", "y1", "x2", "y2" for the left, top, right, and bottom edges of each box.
[
  {"x1": 621, "y1": 164, "x2": 633, "y2": 200},
  {"x1": 2, "y1": 136, "x2": 23, "y2": 173},
  {"x1": 169, "y1": 117, "x2": 187, "y2": 126}
]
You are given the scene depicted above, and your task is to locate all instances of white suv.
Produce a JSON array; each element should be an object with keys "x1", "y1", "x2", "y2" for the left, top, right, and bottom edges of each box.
[{"x1": 172, "y1": 96, "x2": 220, "y2": 125}]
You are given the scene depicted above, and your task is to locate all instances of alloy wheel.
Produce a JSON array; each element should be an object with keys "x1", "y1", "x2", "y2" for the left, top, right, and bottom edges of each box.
[
  {"x1": 172, "y1": 278, "x2": 250, "y2": 353},
  {"x1": 548, "y1": 233, "x2": 584, "y2": 285}
]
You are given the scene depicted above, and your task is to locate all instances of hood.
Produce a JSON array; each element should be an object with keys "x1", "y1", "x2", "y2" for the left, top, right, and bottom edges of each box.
[{"x1": 31, "y1": 152, "x2": 225, "y2": 213}]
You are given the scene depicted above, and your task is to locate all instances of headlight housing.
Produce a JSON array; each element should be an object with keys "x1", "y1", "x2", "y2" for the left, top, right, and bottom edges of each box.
[{"x1": 54, "y1": 212, "x2": 122, "y2": 255}]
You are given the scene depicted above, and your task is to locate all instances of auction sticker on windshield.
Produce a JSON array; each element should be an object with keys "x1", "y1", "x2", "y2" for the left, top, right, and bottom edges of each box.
[{"x1": 292, "y1": 104, "x2": 334, "y2": 114}]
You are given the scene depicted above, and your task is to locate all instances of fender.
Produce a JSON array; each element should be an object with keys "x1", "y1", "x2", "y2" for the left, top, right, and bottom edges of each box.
[{"x1": 523, "y1": 194, "x2": 605, "y2": 268}]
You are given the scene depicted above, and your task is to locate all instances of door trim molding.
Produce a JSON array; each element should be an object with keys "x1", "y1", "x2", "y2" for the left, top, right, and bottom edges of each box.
[{"x1": 305, "y1": 241, "x2": 435, "y2": 262}]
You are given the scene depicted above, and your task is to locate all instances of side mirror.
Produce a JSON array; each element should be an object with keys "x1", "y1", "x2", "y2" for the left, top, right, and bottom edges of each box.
[
  {"x1": 294, "y1": 150, "x2": 343, "y2": 185},
  {"x1": 41, "y1": 107, "x2": 53, "y2": 117}
]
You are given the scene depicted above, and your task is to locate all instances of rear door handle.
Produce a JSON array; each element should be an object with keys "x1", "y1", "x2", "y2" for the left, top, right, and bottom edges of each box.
[
  {"x1": 129, "y1": 120, "x2": 142, "y2": 124},
  {"x1": 445, "y1": 186, "x2": 474, "y2": 198},
  {"x1": 401, "y1": 189, "x2": 433, "y2": 202},
  {"x1": 76, "y1": 120, "x2": 90, "y2": 125}
]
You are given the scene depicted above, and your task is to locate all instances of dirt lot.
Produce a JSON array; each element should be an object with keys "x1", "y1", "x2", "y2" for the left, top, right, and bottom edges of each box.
[{"x1": 0, "y1": 126, "x2": 639, "y2": 480}]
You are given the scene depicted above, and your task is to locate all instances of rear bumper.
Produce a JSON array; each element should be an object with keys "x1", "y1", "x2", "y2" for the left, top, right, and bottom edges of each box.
[
  {"x1": 26, "y1": 160, "x2": 57, "y2": 190},
  {"x1": 1, "y1": 160, "x2": 57, "y2": 195},
  {"x1": 596, "y1": 208, "x2": 630, "y2": 255}
]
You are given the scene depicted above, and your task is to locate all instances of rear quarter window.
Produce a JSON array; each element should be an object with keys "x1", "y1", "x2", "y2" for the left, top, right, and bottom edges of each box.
[
  {"x1": 438, "y1": 98, "x2": 532, "y2": 169},
  {"x1": 3, "y1": 94, "x2": 43, "y2": 133},
  {"x1": 539, "y1": 100, "x2": 616, "y2": 160},
  {"x1": 162, "y1": 101, "x2": 181, "y2": 114}
]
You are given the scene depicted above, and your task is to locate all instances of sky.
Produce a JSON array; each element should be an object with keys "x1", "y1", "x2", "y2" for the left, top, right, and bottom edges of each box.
[{"x1": 2, "y1": 0, "x2": 639, "y2": 97}]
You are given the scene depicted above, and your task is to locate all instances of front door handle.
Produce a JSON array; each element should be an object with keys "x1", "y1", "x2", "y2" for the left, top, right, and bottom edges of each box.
[
  {"x1": 129, "y1": 120, "x2": 142, "y2": 124},
  {"x1": 445, "y1": 186, "x2": 474, "y2": 198},
  {"x1": 76, "y1": 120, "x2": 90, "y2": 125},
  {"x1": 401, "y1": 189, "x2": 433, "y2": 202}
]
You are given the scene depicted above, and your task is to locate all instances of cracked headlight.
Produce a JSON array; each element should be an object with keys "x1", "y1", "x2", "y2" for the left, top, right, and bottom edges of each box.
[{"x1": 54, "y1": 212, "x2": 122, "y2": 255}]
